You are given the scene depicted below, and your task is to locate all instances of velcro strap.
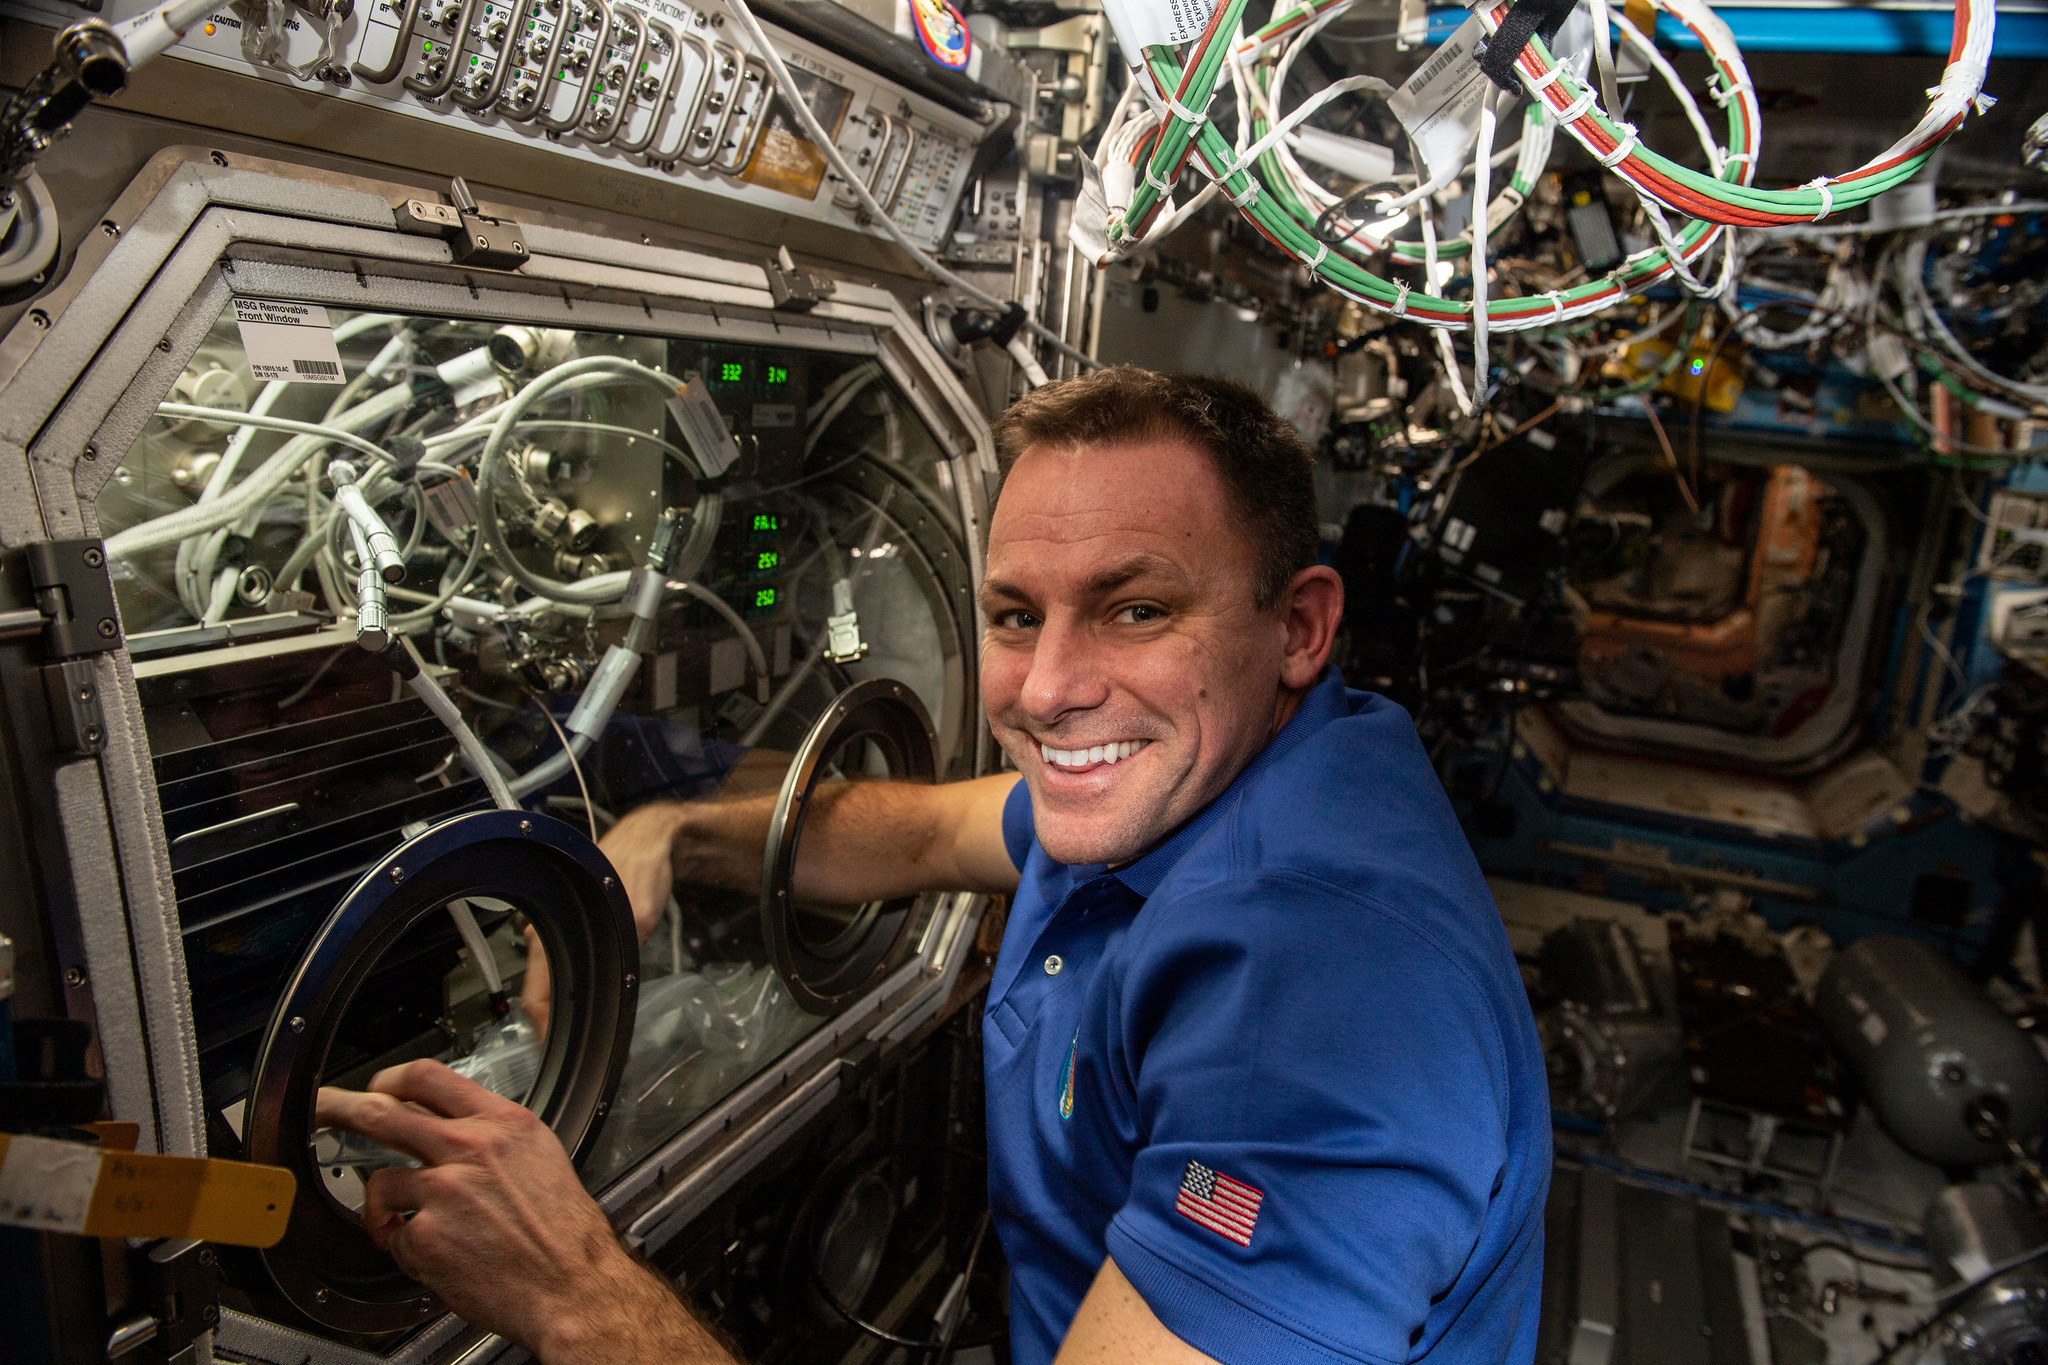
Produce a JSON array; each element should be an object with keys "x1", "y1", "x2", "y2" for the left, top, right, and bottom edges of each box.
[{"x1": 1477, "y1": 0, "x2": 1578, "y2": 94}]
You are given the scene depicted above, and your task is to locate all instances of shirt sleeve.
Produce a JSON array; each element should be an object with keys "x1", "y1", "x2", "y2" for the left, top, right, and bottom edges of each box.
[
  {"x1": 1001, "y1": 775, "x2": 1034, "y2": 872},
  {"x1": 1099, "y1": 872, "x2": 1514, "y2": 1365}
]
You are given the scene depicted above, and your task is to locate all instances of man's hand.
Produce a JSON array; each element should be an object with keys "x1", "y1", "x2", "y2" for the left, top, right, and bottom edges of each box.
[
  {"x1": 315, "y1": 1060, "x2": 737, "y2": 1365},
  {"x1": 600, "y1": 802, "x2": 694, "y2": 943},
  {"x1": 522, "y1": 803, "x2": 690, "y2": 1033}
]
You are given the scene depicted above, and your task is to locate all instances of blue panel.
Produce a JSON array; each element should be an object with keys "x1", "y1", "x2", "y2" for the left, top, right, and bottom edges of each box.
[
  {"x1": 1656, "y1": 7, "x2": 2048, "y2": 58},
  {"x1": 1423, "y1": 6, "x2": 2048, "y2": 58}
]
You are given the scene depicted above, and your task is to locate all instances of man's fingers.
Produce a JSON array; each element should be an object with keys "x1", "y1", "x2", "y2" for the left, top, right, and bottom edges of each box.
[
  {"x1": 317, "y1": 1085, "x2": 464, "y2": 1165},
  {"x1": 361, "y1": 1166, "x2": 433, "y2": 1252},
  {"x1": 367, "y1": 1057, "x2": 511, "y2": 1121}
]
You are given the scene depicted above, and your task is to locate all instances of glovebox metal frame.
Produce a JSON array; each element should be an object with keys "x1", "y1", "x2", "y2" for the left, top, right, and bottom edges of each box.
[{"x1": 0, "y1": 145, "x2": 998, "y2": 1365}]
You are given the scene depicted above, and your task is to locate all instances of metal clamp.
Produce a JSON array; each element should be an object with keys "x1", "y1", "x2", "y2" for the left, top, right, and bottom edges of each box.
[
  {"x1": 761, "y1": 679, "x2": 936, "y2": 1014},
  {"x1": 451, "y1": 0, "x2": 534, "y2": 110},
  {"x1": 609, "y1": 14, "x2": 688, "y2": 156},
  {"x1": 582, "y1": 1, "x2": 646, "y2": 143},
  {"x1": 243, "y1": 810, "x2": 637, "y2": 1333},
  {"x1": 535, "y1": 0, "x2": 612, "y2": 133},
  {"x1": 351, "y1": 0, "x2": 424, "y2": 83},
  {"x1": 403, "y1": 0, "x2": 483, "y2": 99}
]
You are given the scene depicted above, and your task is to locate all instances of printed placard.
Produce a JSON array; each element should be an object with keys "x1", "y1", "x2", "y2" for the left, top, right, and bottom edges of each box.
[
  {"x1": 1388, "y1": 16, "x2": 1490, "y2": 182},
  {"x1": 233, "y1": 298, "x2": 346, "y2": 385},
  {"x1": 668, "y1": 376, "x2": 743, "y2": 478}
]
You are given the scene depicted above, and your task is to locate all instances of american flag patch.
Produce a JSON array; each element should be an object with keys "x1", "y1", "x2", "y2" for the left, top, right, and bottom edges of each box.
[{"x1": 1175, "y1": 1160, "x2": 1263, "y2": 1247}]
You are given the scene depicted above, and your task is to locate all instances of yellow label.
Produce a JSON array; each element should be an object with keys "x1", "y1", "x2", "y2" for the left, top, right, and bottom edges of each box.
[{"x1": 0, "y1": 1133, "x2": 296, "y2": 1248}]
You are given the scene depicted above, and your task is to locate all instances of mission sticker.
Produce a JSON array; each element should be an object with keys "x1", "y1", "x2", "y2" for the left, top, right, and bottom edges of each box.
[{"x1": 232, "y1": 298, "x2": 346, "y2": 384}]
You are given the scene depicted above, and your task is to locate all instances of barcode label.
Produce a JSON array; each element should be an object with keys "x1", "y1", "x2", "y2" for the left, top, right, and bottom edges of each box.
[
  {"x1": 232, "y1": 298, "x2": 345, "y2": 384},
  {"x1": 1387, "y1": 15, "x2": 1490, "y2": 181},
  {"x1": 667, "y1": 376, "x2": 743, "y2": 478}
]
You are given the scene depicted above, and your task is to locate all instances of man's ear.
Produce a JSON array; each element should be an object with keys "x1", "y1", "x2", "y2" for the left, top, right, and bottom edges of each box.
[{"x1": 1278, "y1": 566, "x2": 1344, "y2": 691}]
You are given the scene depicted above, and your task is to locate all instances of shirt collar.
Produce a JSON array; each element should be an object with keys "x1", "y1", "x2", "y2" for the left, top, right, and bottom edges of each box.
[{"x1": 1106, "y1": 666, "x2": 1349, "y2": 902}]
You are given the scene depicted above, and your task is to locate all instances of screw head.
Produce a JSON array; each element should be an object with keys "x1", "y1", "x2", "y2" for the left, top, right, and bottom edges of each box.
[
  {"x1": 96, "y1": 618, "x2": 116, "y2": 638},
  {"x1": 623, "y1": 974, "x2": 636, "y2": 989},
  {"x1": 290, "y1": 1015, "x2": 306, "y2": 1033},
  {"x1": 210, "y1": 151, "x2": 229, "y2": 167},
  {"x1": 315, "y1": 1288, "x2": 331, "y2": 1304},
  {"x1": 418, "y1": 1299, "x2": 433, "y2": 1316},
  {"x1": 99, "y1": 220, "x2": 118, "y2": 238},
  {"x1": 603, "y1": 875, "x2": 616, "y2": 889},
  {"x1": 81, "y1": 443, "x2": 97, "y2": 461},
  {"x1": 156, "y1": 337, "x2": 173, "y2": 352},
  {"x1": 390, "y1": 865, "x2": 405, "y2": 882},
  {"x1": 82, "y1": 547, "x2": 103, "y2": 567},
  {"x1": 477, "y1": 235, "x2": 491, "y2": 249},
  {"x1": 520, "y1": 819, "x2": 534, "y2": 834},
  {"x1": 198, "y1": 1247, "x2": 216, "y2": 1266},
  {"x1": 27, "y1": 310, "x2": 48, "y2": 328},
  {"x1": 203, "y1": 1305, "x2": 219, "y2": 1323},
  {"x1": 596, "y1": 1100, "x2": 609, "y2": 1115},
  {"x1": 64, "y1": 965, "x2": 85, "y2": 987}
]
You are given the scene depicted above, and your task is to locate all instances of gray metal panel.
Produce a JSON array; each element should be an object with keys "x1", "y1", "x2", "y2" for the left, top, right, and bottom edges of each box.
[
  {"x1": 625, "y1": 1060, "x2": 845, "y2": 1253},
  {"x1": 1617, "y1": 1183, "x2": 1711, "y2": 1365},
  {"x1": 50, "y1": 759, "x2": 159, "y2": 1145},
  {"x1": 1571, "y1": 1168, "x2": 1619, "y2": 1365},
  {"x1": 0, "y1": 147, "x2": 998, "y2": 1355}
]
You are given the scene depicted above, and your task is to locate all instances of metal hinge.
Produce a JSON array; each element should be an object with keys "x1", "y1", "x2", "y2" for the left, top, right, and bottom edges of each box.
[
  {"x1": 1, "y1": 539, "x2": 120, "y2": 755},
  {"x1": 395, "y1": 175, "x2": 528, "y2": 271},
  {"x1": 764, "y1": 245, "x2": 834, "y2": 313}
]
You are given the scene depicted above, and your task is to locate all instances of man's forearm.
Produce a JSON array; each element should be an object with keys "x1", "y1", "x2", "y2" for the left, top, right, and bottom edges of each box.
[
  {"x1": 666, "y1": 774, "x2": 1020, "y2": 905},
  {"x1": 532, "y1": 1248, "x2": 740, "y2": 1365}
]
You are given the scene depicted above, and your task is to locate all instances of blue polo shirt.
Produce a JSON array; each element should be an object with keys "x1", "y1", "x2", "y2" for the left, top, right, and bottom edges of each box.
[{"x1": 984, "y1": 669, "x2": 1550, "y2": 1364}]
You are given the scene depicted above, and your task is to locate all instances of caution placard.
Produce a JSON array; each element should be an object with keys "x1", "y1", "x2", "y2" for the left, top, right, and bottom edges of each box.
[{"x1": 0, "y1": 1133, "x2": 295, "y2": 1247}]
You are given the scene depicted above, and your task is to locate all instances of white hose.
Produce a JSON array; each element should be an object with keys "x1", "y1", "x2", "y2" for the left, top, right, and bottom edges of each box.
[
  {"x1": 1006, "y1": 335, "x2": 1051, "y2": 388},
  {"x1": 402, "y1": 636, "x2": 518, "y2": 811},
  {"x1": 109, "y1": 383, "x2": 410, "y2": 558}
]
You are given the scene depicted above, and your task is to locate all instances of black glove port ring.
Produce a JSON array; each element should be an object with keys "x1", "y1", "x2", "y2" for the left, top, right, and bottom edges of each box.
[
  {"x1": 244, "y1": 809, "x2": 638, "y2": 1334},
  {"x1": 761, "y1": 678, "x2": 938, "y2": 1015}
]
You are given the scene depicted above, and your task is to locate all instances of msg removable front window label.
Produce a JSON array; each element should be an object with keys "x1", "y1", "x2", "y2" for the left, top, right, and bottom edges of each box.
[{"x1": 233, "y1": 298, "x2": 346, "y2": 385}]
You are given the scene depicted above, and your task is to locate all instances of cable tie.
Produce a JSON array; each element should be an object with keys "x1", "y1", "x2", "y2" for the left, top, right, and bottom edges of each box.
[
  {"x1": 1721, "y1": 151, "x2": 1756, "y2": 167},
  {"x1": 1226, "y1": 178, "x2": 1261, "y2": 208},
  {"x1": 1596, "y1": 122, "x2": 1638, "y2": 168},
  {"x1": 1554, "y1": 84, "x2": 1598, "y2": 125},
  {"x1": 1523, "y1": 62, "x2": 1565, "y2": 94},
  {"x1": 1707, "y1": 72, "x2": 1752, "y2": 108},
  {"x1": 1144, "y1": 161, "x2": 1173, "y2": 195},
  {"x1": 1544, "y1": 290, "x2": 1566, "y2": 322},
  {"x1": 1163, "y1": 91, "x2": 1207, "y2": 126},
  {"x1": 1392, "y1": 281, "x2": 1410, "y2": 316},
  {"x1": 1306, "y1": 242, "x2": 1329, "y2": 278},
  {"x1": 1804, "y1": 177, "x2": 1833, "y2": 223}
]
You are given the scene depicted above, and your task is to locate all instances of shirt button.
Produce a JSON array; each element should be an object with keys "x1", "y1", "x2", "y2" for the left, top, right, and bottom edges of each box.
[{"x1": 1044, "y1": 954, "x2": 1064, "y2": 976}]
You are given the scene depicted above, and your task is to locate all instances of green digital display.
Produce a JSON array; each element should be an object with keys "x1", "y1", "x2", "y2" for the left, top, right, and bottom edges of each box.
[
  {"x1": 754, "y1": 588, "x2": 777, "y2": 609},
  {"x1": 721, "y1": 361, "x2": 744, "y2": 382},
  {"x1": 752, "y1": 513, "x2": 778, "y2": 532},
  {"x1": 766, "y1": 365, "x2": 789, "y2": 385},
  {"x1": 755, "y1": 550, "x2": 780, "y2": 572}
]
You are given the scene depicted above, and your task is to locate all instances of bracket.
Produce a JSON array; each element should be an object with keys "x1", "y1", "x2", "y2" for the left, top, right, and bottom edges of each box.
[
  {"x1": 764, "y1": 244, "x2": 834, "y2": 312},
  {"x1": 395, "y1": 175, "x2": 528, "y2": 271}
]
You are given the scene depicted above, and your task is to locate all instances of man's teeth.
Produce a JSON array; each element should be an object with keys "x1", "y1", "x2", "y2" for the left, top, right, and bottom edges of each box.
[{"x1": 1040, "y1": 740, "x2": 1149, "y2": 769}]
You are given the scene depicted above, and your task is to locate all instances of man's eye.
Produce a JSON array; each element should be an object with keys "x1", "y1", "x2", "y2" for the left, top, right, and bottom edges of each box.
[
  {"x1": 995, "y1": 609, "x2": 1041, "y2": 629},
  {"x1": 1116, "y1": 604, "x2": 1166, "y2": 625}
]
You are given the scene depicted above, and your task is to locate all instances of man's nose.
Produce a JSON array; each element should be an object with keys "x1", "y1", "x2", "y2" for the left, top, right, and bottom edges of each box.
[{"x1": 1020, "y1": 614, "x2": 1109, "y2": 725}]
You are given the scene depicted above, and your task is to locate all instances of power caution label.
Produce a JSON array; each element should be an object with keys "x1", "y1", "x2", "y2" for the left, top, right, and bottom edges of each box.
[{"x1": 232, "y1": 298, "x2": 346, "y2": 384}]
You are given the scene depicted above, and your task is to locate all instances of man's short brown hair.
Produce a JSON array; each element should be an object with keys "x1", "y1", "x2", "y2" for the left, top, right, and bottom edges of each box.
[{"x1": 990, "y1": 367, "x2": 1318, "y2": 610}]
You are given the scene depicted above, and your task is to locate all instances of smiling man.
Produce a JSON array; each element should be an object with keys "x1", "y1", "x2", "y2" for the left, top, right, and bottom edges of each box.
[{"x1": 317, "y1": 368, "x2": 1551, "y2": 1365}]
